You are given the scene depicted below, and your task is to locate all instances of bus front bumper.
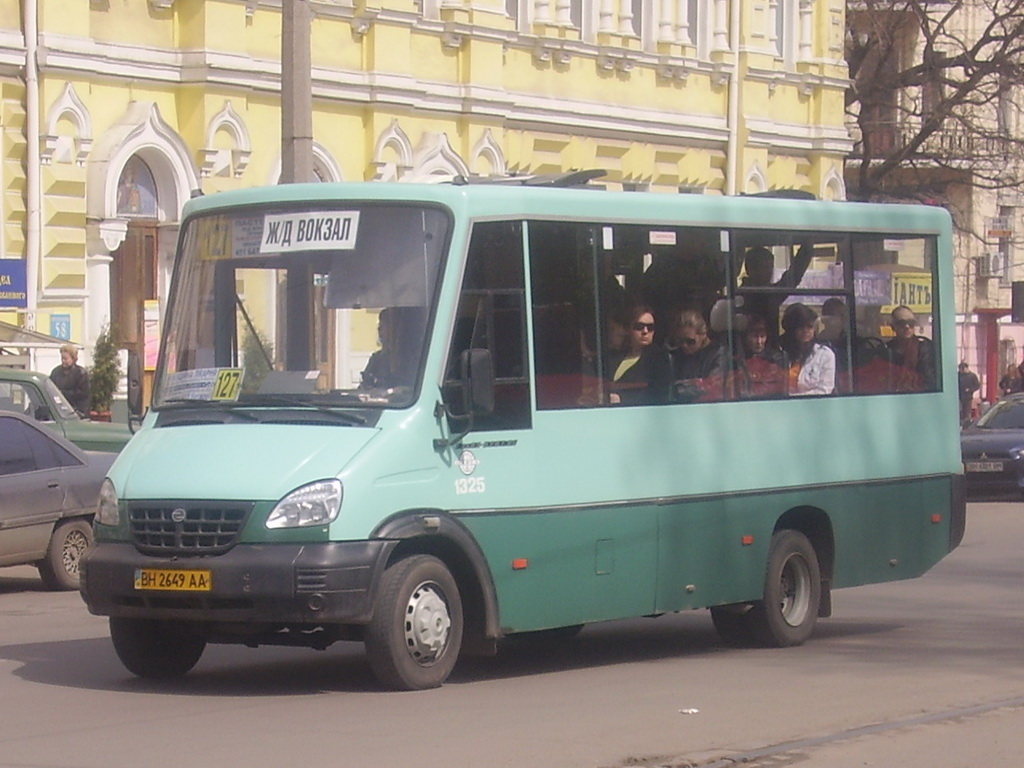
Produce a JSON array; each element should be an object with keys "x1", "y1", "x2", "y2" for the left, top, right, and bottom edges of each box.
[{"x1": 79, "y1": 540, "x2": 394, "y2": 625}]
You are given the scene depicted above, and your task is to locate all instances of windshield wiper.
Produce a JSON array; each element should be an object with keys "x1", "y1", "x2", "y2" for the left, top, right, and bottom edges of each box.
[
  {"x1": 246, "y1": 395, "x2": 370, "y2": 425},
  {"x1": 155, "y1": 401, "x2": 262, "y2": 424}
]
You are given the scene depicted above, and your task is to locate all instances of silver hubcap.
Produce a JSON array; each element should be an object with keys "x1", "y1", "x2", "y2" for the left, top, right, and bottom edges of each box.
[
  {"x1": 779, "y1": 553, "x2": 812, "y2": 627},
  {"x1": 403, "y1": 581, "x2": 451, "y2": 664},
  {"x1": 62, "y1": 529, "x2": 89, "y2": 577}
]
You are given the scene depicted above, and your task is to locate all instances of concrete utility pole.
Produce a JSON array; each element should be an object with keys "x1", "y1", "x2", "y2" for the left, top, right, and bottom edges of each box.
[{"x1": 281, "y1": 0, "x2": 314, "y2": 183}]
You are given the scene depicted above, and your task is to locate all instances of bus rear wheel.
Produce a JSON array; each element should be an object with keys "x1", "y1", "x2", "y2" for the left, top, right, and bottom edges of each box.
[
  {"x1": 365, "y1": 555, "x2": 463, "y2": 691},
  {"x1": 749, "y1": 530, "x2": 821, "y2": 647},
  {"x1": 109, "y1": 617, "x2": 206, "y2": 679}
]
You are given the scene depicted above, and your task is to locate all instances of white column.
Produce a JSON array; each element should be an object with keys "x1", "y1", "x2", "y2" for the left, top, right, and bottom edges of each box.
[
  {"x1": 618, "y1": 0, "x2": 633, "y2": 34},
  {"x1": 599, "y1": 0, "x2": 615, "y2": 33},
  {"x1": 768, "y1": 0, "x2": 780, "y2": 54},
  {"x1": 85, "y1": 218, "x2": 127, "y2": 350},
  {"x1": 676, "y1": 0, "x2": 690, "y2": 45},
  {"x1": 799, "y1": 0, "x2": 813, "y2": 61},
  {"x1": 657, "y1": 0, "x2": 673, "y2": 42},
  {"x1": 713, "y1": 0, "x2": 729, "y2": 51},
  {"x1": 535, "y1": 0, "x2": 552, "y2": 23},
  {"x1": 554, "y1": 0, "x2": 571, "y2": 25}
]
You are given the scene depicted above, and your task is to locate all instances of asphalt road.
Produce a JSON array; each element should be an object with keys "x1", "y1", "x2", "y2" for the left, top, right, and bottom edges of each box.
[{"x1": 1, "y1": 500, "x2": 1022, "y2": 768}]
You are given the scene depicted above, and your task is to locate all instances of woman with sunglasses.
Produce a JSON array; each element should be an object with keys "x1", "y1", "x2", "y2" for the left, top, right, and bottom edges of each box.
[
  {"x1": 886, "y1": 305, "x2": 936, "y2": 392},
  {"x1": 780, "y1": 303, "x2": 835, "y2": 396},
  {"x1": 667, "y1": 309, "x2": 726, "y2": 401},
  {"x1": 607, "y1": 304, "x2": 671, "y2": 404}
]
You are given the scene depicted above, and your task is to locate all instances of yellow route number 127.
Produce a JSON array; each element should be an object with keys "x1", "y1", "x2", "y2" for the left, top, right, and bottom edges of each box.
[{"x1": 212, "y1": 368, "x2": 243, "y2": 401}]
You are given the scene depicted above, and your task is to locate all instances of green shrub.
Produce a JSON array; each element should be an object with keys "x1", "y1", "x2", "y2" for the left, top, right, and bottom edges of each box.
[{"x1": 89, "y1": 324, "x2": 122, "y2": 413}]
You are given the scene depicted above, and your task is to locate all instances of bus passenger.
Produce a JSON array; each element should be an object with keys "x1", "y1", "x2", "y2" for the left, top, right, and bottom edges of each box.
[
  {"x1": 819, "y1": 297, "x2": 851, "y2": 392},
  {"x1": 886, "y1": 305, "x2": 935, "y2": 392},
  {"x1": 607, "y1": 304, "x2": 671, "y2": 405},
  {"x1": 735, "y1": 313, "x2": 788, "y2": 398},
  {"x1": 780, "y1": 303, "x2": 835, "y2": 396},
  {"x1": 736, "y1": 242, "x2": 813, "y2": 341},
  {"x1": 667, "y1": 309, "x2": 726, "y2": 402}
]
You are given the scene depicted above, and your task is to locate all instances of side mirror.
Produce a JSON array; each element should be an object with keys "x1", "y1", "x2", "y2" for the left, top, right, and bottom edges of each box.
[
  {"x1": 127, "y1": 350, "x2": 143, "y2": 421},
  {"x1": 34, "y1": 405, "x2": 53, "y2": 422},
  {"x1": 460, "y1": 348, "x2": 494, "y2": 416}
]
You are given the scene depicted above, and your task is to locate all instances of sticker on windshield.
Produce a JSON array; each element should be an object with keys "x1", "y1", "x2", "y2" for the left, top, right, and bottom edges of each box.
[
  {"x1": 211, "y1": 369, "x2": 243, "y2": 401},
  {"x1": 260, "y1": 211, "x2": 360, "y2": 253},
  {"x1": 164, "y1": 368, "x2": 243, "y2": 402}
]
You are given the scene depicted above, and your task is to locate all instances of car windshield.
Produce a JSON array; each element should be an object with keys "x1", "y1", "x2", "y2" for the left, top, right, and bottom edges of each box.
[
  {"x1": 154, "y1": 203, "x2": 449, "y2": 411},
  {"x1": 975, "y1": 399, "x2": 1024, "y2": 429}
]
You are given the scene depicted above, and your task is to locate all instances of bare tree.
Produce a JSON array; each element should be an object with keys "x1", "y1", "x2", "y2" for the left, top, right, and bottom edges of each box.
[{"x1": 846, "y1": 1, "x2": 1024, "y2": 205}]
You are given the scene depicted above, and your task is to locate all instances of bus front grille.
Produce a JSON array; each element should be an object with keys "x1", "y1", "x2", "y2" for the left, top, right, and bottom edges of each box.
[{"x1": 128, "y1": 502, "x2": 252, "y2": 555}]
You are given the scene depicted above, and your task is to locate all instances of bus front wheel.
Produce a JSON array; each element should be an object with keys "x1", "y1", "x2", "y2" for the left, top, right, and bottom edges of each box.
[
  {"x1": 365, "y1": 554, "x2": 463, "y2": 691},
  {"x1": 109, "y1": 617, "x2": 206, "y2": 679},
  {"x1": 749, "y1": 529, "x2": 821, "y2": 647}
]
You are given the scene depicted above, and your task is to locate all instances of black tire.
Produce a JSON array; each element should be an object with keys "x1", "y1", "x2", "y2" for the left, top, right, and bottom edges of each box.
[
  {"x1": 365, "y1": 555, "x2": 463, "y2": 691},
  {"x1": 37, "y1": 519, "x2": 93, "y2": 591},
  {"x1": 748, "y1": 530, "x2": 821, "y2": 647},
  {"x1": 710, "y1": 604, "x2": 758, "y2": 646},
  {"x1": 109, "y1": 617, "x2": 206, "y2": 679}
]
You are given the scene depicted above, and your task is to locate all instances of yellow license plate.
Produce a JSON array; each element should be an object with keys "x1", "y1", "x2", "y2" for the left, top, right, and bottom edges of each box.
[{"x1": 134, "y1": 568, "x2": 212, "y2": 592}]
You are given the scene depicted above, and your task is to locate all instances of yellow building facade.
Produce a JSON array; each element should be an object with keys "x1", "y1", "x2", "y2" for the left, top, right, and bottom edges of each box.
[{"x1": 0, "y1": 0, "x2": 851, "y2": 370}]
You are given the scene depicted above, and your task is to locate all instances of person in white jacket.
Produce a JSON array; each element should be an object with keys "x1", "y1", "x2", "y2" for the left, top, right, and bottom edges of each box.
[{"x1": 780, "y1": 303, "x2": 835, "y2": 396}]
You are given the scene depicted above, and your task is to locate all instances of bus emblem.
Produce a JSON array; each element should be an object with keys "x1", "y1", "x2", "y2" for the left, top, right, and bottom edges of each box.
[
  {"x1": 456, "y1": 450, "x2": 480, "y2": 476},
  {"x1": 170, "y1": 508, "x2": 187, "y2": 523}
]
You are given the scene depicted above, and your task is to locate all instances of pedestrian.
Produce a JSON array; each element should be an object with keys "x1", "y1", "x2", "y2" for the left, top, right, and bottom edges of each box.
[
  {"x1": 958, "y1": 362, "x2": 980, "y2": 425},
  {"x1": 50, "y1": 344, "x2": 91, "y2": 417},
  {"x1": 998, "y1": 364, "x2": 1021, "y2": 397}
]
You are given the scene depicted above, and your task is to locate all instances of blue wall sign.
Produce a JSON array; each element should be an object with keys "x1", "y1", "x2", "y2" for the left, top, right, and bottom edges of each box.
[
  {"x1": 50, "y1": 314, "x2": 72, "y2": 340},
  {"x1": 0, "y1": 260, "x2": 28, "y2": 309}
]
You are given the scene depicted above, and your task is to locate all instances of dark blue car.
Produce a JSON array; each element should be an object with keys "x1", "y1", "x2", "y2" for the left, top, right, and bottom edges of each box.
[{"x1": 961, "y1": 393, "x2": 1024, "y2": 495}]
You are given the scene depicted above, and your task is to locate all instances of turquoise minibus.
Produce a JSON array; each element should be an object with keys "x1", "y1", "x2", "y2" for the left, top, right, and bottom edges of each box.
[{"x1": 80, "y1": 175, "x2": 965, "y2": 690}]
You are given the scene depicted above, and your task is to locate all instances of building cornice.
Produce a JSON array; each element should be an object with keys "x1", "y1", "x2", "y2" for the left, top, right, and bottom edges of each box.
[{"x1": 24, "y1": 33, "x2": 742, "y2": 146}]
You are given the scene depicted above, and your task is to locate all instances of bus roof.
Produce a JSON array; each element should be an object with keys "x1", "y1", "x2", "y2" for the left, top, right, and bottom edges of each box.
[{"x1": 182, "y1": 181, "x2": 953, "y2": 237}]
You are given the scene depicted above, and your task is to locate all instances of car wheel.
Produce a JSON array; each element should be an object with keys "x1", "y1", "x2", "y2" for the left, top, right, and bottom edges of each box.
[
  {"x1": 109, "y1": 617, "x2": 206, "y2": 679},
  {"x1": 37, "y1": 519, "x2": 93, "y2": 591},
  {"x1": 365, "y1": 555, "x2": 463, "y2": 691}
]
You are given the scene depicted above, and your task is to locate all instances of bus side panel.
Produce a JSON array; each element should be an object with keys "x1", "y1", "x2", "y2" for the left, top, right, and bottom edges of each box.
[
  {"x1": 654, "y1": 476, "x2": 957, "y2": 613},
  {"x1": 654, "y1": 498, "x2": 771, "y2": 612},
  {"x1": 458, "y1": 505, "x2": 659, "y2": 633},
  {"x1": 829, "y1": 475, "x2": 956, "y2": 589}
]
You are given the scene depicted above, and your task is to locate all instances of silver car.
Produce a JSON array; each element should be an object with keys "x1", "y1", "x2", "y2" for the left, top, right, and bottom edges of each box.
[{"x1": 0, "y1": 411, "x2": 115, "y2": 589}]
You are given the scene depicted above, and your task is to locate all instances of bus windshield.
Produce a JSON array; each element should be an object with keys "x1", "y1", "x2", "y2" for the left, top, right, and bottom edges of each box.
[{"x1": 154, "y1": 203, "x2": 449, "y2": 410}]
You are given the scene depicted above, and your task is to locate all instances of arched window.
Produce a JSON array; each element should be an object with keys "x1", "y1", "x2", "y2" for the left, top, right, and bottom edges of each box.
[{"x1": 116, "y1": 155, "x2": 159, "y2": 218}]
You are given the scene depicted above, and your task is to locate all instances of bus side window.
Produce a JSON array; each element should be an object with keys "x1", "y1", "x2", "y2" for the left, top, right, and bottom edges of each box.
[
  {"x1": 850, "y1": 235, "x2": 939, "y2": 395},
  {"x1": 529, "y1": 222, "x2": 602, "y2": 409},
  {"x1": 443, "y1": 221, "x2": 531, "y2": 430}
]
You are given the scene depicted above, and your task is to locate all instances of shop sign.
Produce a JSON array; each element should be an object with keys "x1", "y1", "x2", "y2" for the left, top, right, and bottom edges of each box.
[
  {"x1": 0, "y1": 260, "x2": 27, "y2": 309},
  {"x1": 887, "y1": 273, "x2": 933, "y2": 314}
]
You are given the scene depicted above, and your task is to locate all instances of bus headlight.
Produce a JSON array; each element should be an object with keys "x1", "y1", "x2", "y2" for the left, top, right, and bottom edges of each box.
[
  {"x1": 267, "y1": 479, "x2": 343, "y2": 529},
  {"x1": 95, "y1": 478, "x2": 119, "y2": 526}
]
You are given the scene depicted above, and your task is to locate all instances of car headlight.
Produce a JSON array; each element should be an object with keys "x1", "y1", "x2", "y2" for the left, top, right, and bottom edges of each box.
[
  {"x1": 266, "y1": 479, "x2": 343, "y2": 529},
  {"x1": 1010, "y1": 447, "x2": 1024, "y2": 461},
  {"x1": 95, "y1": 478, "x2": 119, "y2": 526}
]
